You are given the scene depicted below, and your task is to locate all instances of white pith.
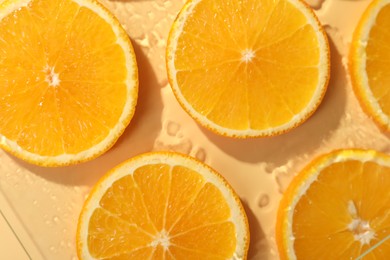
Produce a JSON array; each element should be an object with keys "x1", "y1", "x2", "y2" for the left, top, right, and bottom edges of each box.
[
  {"x1": 283, "y1": 150, "x2": 390, "y2": 259},
  {"x1": 0, "y1": 0, "x2": 138, "y2": 166},
  {"x1": 78, "y1": 152, "x2": 248, "y2": 260},
  {"x1": 167, "y1": 0, "x2": 329, "y2": 137}
]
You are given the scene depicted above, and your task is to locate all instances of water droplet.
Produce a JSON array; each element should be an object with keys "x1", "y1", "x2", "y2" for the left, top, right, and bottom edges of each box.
[
  {"x1": 257, "y1": 194, "x2": 270, "y2": 208},
  {"x1": 264, "y1": 163, "x2": 276, "y2": 174},
  {"x1": 32, "y1": 200, "x2": 38, "y2": 205},
  {"x1": 53, "y1": 216, "x2": 59, "y2": 223},
  {"x1": 166, "y1": 121, "x2": 180, "y2": 136},
  {"x1": 305, "y1": 0, "x2": 325, "y2": 10},
  {"x1": 195, "y1": 148, "x2": 206, "y2": 162},
  {"x1": 49, "y1": 246, "x2": 56, "y2": 252},
  {"x1": 276, "y1": 174, "x2": 292, "y2": 194},
  {"x1": 50, "y1": 194, "x2": 57, "y2": 200}
]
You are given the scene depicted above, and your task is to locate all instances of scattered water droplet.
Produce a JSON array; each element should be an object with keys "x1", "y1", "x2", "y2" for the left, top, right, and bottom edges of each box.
[
  {"x1": 257, "y1": 194, "x2": 270, "y2": 208},
  {"x1": 49, "y1": 246, "x2": 56, "y2": 252},
  {"x1": 305, "y1": 0, "x2": 325, "y2": 10},
  {"x1": 276, "y1": 174, "x2": 292, "y2": 194},
  {"x1": 264, "y1": 163, "x2": 276, "y2": 174},
  {"x1": 195, "y1": 148, "x2": 206, "y2": 162},
  {"x1": 32, "y1": 200, "x2": 38, "y2": 205},
  {"x1": 53, "y1": 216, "x2": 59, "y2": 223},
  {"x1": 166, "y1": 121, "x2": 180, "y2": 136}
]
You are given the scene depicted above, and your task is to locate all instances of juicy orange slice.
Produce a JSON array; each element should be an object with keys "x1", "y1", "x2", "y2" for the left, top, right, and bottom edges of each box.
[
  {"x1": 276, "y1": 149, "x2": 390, "y2": 259},
  {"x1": 166, "y1": 0, "x2": 330, "y2": 138},
  {"x1": 77, "y1": 152, "x2": 249, "y2": 259},
  {"x1": 0, "y1": 0, "x2": 138, "y2": 166},
  {"x1": 350, "y1": 0, "x2": 390, "y2": 131}
]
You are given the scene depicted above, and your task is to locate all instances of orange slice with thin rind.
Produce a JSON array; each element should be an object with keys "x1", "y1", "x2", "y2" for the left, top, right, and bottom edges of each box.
[
  {"x1": 350, "y1": 0, "x2": 390, "y2": 131},
  {"x1": 0, "y1": 0, "x2": 138, "y2": 166},
  {"x1": 77, "y1": 152, "x2": 250, "y2": 259},
  {"x1": 276, "y1": 149, "x2": 390, "y2": 259},
  {"x1": 166, "y1": 0, "x2": 330, "y2": 138}
]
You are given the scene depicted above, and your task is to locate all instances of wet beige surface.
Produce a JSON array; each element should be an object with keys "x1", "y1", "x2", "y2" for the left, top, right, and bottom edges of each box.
[{"x1": 1, "y1": 0, "x2": 390, "y2": 259}]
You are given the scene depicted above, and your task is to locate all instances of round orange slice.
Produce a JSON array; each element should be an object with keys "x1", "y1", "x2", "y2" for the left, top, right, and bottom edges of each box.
[
  {"x1": 166, "y1": 0, "x2": 330, "y2": 138},
  {"x1": 276, "y1": 149, "x2": 390, "y2": 259},
  {"x1": 350, "y1": 0, "x2": 390, "y2": 131},
  {"x1": 77, "y1": 152, "x2": 250, "y2": 259},
  {"x1": 0, "y1": 0, "x2": 138, "y2": 166}
]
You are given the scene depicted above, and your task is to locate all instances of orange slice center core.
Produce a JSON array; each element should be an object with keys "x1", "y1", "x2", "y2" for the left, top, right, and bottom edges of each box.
[
  {"x1": 44, "y1": 65, "x2": 61, "y2": 87},
  {"x1": 241, "y1": 49, "x2": 255, "y2": 63},
  {"x1": 151, "y1": 229, "x2": 171, "y2": 249},
  {"x1": 347, "y1": 200, "x2": 375, "y2": 245}
]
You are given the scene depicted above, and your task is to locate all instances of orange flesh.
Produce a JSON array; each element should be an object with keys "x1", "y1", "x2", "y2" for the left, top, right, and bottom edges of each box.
[
  {"x1": 0, "y1": 0, "x2": 128, "y2": 156},
  {"x1": 88, "y1": 164, "x2": 236, "y2": 259},
  {"x1": 292, "y1": 160, "x2": 390, "y2": 259},
  {"x1": 174, "y1": 0, "x2": 320, "y2": 130},
  {"x1": 366, "y1": 4, "x2": 390, "y2": 116}
]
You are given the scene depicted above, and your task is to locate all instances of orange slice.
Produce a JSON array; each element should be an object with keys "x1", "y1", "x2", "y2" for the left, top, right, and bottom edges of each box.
[
  {"x1": 166, "y1": 0, "x2": 330, "y2": 138},
  {"x1": 0, "y1": 0, "x2": 138, "y2": 166},
  {"x1": 77, "y1": 152, "x2": 250, "y2": 259},
  {"x1": 350, "y1": 0, "x2": 390, "y2": 131},
  {"x1": 276, "y1": 149, "x2": 390, "y2": 259}
]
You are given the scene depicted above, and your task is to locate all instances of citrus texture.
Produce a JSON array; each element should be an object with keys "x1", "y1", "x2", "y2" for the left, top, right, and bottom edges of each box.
[
  {"x1": 0, "y1": 0, "x2": 138, "y2": 166},
  {"x1": 167, "y1": 0, "x2": 330, "y2": 137},
  {"x1": 77, "y1": 152, "x2": 250, "y2": 259},
  {"x1": 277, "y1": 149, "x2": 390, "y2": 259}
]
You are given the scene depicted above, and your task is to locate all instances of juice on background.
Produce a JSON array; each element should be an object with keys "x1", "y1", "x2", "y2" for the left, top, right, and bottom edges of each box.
[{"x1": 1, "y1": 0, "x2": 389, "y2": 259}]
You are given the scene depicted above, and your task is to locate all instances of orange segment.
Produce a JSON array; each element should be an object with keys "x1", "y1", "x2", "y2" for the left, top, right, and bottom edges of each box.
[
  {"x1": 133, "y1": 164, "x2": 171, "y2": 232},
  {"x1": 276, "y1": 149, "x2": 390, "y2": 259},
  {"x1": 165, "y1": 166, "x2": 205, "y2": 230},
  {"x1": 88, "y1": 208, "x2": 152, "y2": 258},
  {"x1": 167, "y1": 0, "x2": 329, "y2": 137},
  {"x1": 77, "y1": 152, "x2": 249, "y2": 259},
  {"x1": 170, "y1": 183, "x2": 231, "y2": 234},
  {"x1": 0, "y1": 0, "x2": 138, "y2": 166},
  {"x1": 171, "y1": 222, "x2": 236, "y2": 258},
  {"x1": 350, "y1": 0, "x2": 390, "y2": 131}
]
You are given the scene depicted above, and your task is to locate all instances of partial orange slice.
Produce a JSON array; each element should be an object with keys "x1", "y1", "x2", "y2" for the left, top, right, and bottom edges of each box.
[
  {"x1": 276, "y1": 149, "x2": 390, "y2": 259},
  {"x1": 77, "y1": 152, "x2": 250, "y2": 259},
  {"x1": 350, "y1": 0, "x2": 390, "y2": 131},
  {"x1": 166, "y1": 0, "x2": 330, "y2": 138},
  {"x1": 0, "y1": 0, "x2": 138, "y2": 166}
]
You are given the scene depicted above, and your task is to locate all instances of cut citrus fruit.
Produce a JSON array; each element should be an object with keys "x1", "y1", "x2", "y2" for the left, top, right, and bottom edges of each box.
[
  {"x1": 166, "y1": 0, "x2": 330, "y2": 138},
  {"x1": 276, "y1": 149, "x2": 390, "y2": 259},
  {"x1": 0, "y1": 0, "x2": 138, "y2": 166},
  {"x1": 350, "y1": 0, "x2": 390, "y2": 131},
  {"x1": 77, "y1": 152, "x2": 249, "y2": 259}
]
